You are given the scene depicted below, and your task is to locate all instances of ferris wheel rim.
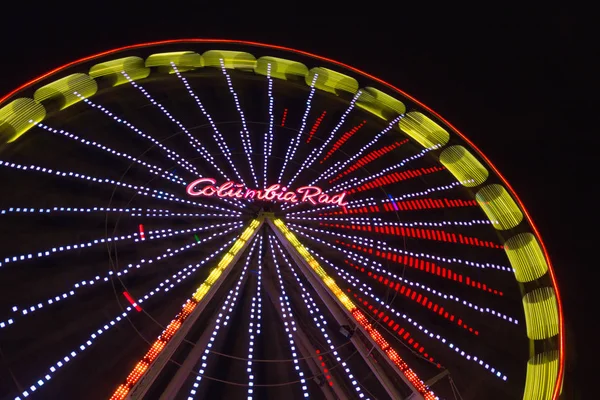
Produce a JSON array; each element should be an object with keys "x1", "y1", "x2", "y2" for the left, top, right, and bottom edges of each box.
[{"x1": 0, "y1": 38, "x2": 565, "y2": 399}]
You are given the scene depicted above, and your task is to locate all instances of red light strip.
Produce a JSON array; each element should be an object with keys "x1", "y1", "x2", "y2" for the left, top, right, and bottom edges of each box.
[
  {"x1": 110, "y1": 300, "x2": 197, "y2": 399},
  {"x1": 321, "y1": 120, "x2": 366, "y2": 163},
  {"x1": 138, "y1": 224, "x2": 146, "y2": 241},
  {"x1": 321, "y1": 222, "x2": 503, "y2": 249},
  {"x1": 348, "y1": 166, "x2": 445, "y2": 194},
  {"x1": 1, "y1": 39, "x2": 563, "y2": 398},
  {"x1": 347, "y1": 289, "x2": 441, "y2": 366},
  {"x1": 346, "y1": 260, "x2": 479, "y2": 335},
  {"x1": 330, "y1": 139, "x2": 408, "y2": 183},
  {"x1": 315, "y1": 349, "x2": 335, "y2": 387},
  {"x1": 306, "y1": 110, "x2": 327, "y2": 143},
  {"x1": 335, "y1": 239, "x2": 503, "y2": 296},
  {"x1": 123, "y1": 291, "x2": 143, "y2": 312},
  {"x1": 320, "y1": 197, "x2": 477, "y2": 216},
  {"x1": 280, "y1": 108, "x2": 288, "y2": 127}
]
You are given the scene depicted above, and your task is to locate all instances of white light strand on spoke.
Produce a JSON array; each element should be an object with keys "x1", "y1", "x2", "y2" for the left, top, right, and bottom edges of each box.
[
  {"x1": 246, "y1": 234, "x2": 264, "y2": 399},
  {"x1": 75, "y1": 93, "x2": 200, "y2": 177},
  {"x1": 290, "y1": 226, "x2": 518, "y2": 325},
  {"x1": 263, "y1": 63, "x2": 275, "y2": 189},
  {"x1": 0, "y1": 217, "x2": 240, "y2": 270},
  {"x1": 120, "y1": 71, "x2": 231, "y2": 182},
  {"x1": 0, "y1": 159, "x2": 242, "y2": 215},
  {"x1": 170, "y1": 62, "x2": 246, "y2": 185},
  {"x1": 189, "y1": 236, "x2": 258, "y2": 397},
  {"x1": 288, "y1": 223, "x2": 510, "y2": 272},
  {"x1": 268, "y1": 235, "x2": 310, "y2": 398},
  {"x1": 34, "y1": 122, "x2": 185, "y2": 185},
  {"x1": 330, "y1": 147, "x2": 435, "y2": 192},
  {"x1": 288, "y1": 182, "x2": 464, "y2": 217},
  {"x1": 316, "y1": 115, "x2": 404, "y2": 185},
  {"x1": 11, "y1": 234, "x2": 239, "y2": 400},
  {"x1": 278, "y1": 74, "x2": 318, "y2": 183},
  {"x1": 0, "y1": 206, "x2": 233, "y2": 219},
  {"x1": 0, "y1": 225, "x2": 241, "y2": 329},
  {"x1": 312, "y1": 250, "x2": 508, "y2": 382},
  {"x1": 287, "y1": 91, "x2": 361, "y2": 189},
  {"x1": 272, "y1": 239, "x2": 368, "y2": 398},
  {"x1": 219, "y1": 59, "x2": 259, "y2": 187}
]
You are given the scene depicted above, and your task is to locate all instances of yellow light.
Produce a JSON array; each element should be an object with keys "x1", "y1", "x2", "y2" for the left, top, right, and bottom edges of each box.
[
  {"x1": 145, "y1": 51, "x2": 204, "y2": 73},
  {"x1": 271, "y1": 219, "x2": 435, "y2": 399},
  {"x1": 306, "y1": 67, "x2": 359, "y2": 96},
  {"x1": 439, "y1": 145, "x2": 489, "y2": 187},
  {"x1": 505, "y1": 232, "x2": 549, "y2": 282},
  {"x1": 33, "y1": 73, "x2": 98, "y2": 110},
  {"x1": 0, "y1": 98, "x2": 46, "y2": 143},
  {"x1": 89, "y1": 56, "x2": 150, "y2": 87},
  {"x1": 523, "y1": 287, "x2": 559, "y2": 340},
  {"x1": 524, "y1": 351, "x2": 559, "y2": 400},
  {"x1": 356, "y1": 87, "x2": 406, "y2": 121},
  {"x1": 254, "y1": 56, "x2": 308, "y2": 80},
  {"x1": 399, "y1": 111, "x2": 449, "y2": 149},
  {"x1": 476, "y1": 184, "x2": 523, "y2": 230},
  {"x1": 205, "y1": 269, "x2": 222, "y2": 285},
  {"x1": 202, "y1": 50, "x2": 256, "y2": 70}
]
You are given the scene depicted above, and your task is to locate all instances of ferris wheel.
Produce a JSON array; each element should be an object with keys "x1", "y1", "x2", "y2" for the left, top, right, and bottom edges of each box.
[{"x1": 0, "y1": 40, "x2": 564, "y2": 400}]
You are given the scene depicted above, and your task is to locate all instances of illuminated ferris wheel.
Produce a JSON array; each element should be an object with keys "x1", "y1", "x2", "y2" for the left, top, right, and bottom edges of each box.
[{"x1": 0, "y1": 40, "x2": 564, "y2": 400}]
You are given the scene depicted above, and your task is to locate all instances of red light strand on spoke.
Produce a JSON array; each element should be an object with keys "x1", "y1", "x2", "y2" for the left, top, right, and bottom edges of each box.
[
  {"x1": 321, "y1": 120, "x2": 366, "y2": 163},
  {"x1": 347, "y1": 289, "x2": 441, "y2": 365},
  {"x1": 348, "y1": 166, "x2": 445, "y2": 194},
  {"x1": 330, "y1": 139, "x2": 408, "y2": 182},
  {"x1": 320, "y1": 222, "x2": 503, "y2": 249},
  {"x1": 335, "y1": 239, "x2": 503, "y2": 296},
  {"x1": 280, "y1": 108, "x2": 288, "y2": 127},
  {"x1": 306, "y1": 111, "x2": 327, "y2": 143},
  {"x1": 346, "y1": 260, "x2": 479, "y2": 335},
  {"x1": 123, "y1": 291, "x2": 142, "y2": 312},
  {"x1": 138, "y1": 224, "x2": 145, "y2": 241}
]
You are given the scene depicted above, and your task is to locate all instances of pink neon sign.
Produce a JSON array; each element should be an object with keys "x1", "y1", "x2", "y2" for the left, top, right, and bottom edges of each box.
[{"x1": 186, "y1": 178, "x2": 348, "y2": 206}]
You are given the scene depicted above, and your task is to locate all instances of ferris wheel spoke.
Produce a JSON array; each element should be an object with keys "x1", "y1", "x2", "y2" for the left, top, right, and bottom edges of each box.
[
  {"x1": 289, "y1": 223, "x2": 508, "y2": 297},
  {"x1": 277, "y1": 74, "x2": 318, "y2": 183},
  {"x1": 329, "y1": 139, "x2": 409, "y2": 184},
  {"x1": 272, "y1": 238, "x2": 370, "y2": 398},
  {"x1": 171, "y1": 63, "x2": 247, "y2": 186},
  {"x1": 266, "y1": 234, "x2": 310, "y2": 399},
  {"x1": 262, "y1": 64, "x2": 275, "y2": 189},
  {"x1": 330, "y1": 146, "x2": 436, "y2": 193},
  {"x1": 10, "y1": 230, "x2": 240, "y2": 400},
  {"x1": 77, "y1": 94, "x2": 202, "y2": 179},
  {"x1": 185, "y1": 235, "x2": 259, "y2": 399},
  {"x1": 0, "y1": 218, "x2": 242, "y2": 271},
  {"x1": 33, "y1": 122, "x2": 186, "y2": 186},
  {"x1": 218, "y1": 59, "x2": 259, "y2": 187},
  {"x1": 120, "y1": 72, "x2": 232, "y2": 182},
  {"x1": 290, "y1": 225, "x2": 518, "y2": 325},
  {"x1": 287, "y1": 91, "x2": 362, "y2": 188},
  {"x1": 312, "y1": 249, "x2": 509, "y2": 381},
  {"x1": 312, "y1": 115, "x2": 403, "y2": 186},
  {"x1": 0, "y1": 224, "x2": 242, "y2": 331},
  {"x1": 0, "y1": 158, "x2": 243, "y2": 214},
  {"x1": 0, "y1": 205, "x2": 238, "y2": 220},
  {"x1": 245, "y1": 234, "x2": 263, "y2": 399}
]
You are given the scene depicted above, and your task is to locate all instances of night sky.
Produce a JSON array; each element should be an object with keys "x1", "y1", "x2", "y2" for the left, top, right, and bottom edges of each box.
[{"x1": 0, "y1": 8, "x2": 591, "y2": 398}]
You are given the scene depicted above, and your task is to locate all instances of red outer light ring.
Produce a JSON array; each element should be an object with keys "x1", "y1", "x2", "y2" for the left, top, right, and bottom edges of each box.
[{"x1": 0, "y1": 38, "x2": 565, "y2": 398}]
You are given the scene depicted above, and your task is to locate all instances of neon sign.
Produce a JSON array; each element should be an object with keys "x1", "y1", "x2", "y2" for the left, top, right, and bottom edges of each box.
[{"x1": 186, "y1": 178, "x2": 348, "y2": 206}]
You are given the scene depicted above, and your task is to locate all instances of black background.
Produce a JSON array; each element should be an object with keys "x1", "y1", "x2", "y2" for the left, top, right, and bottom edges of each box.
[{"x1": 0, "y1": 6, "x2": 591, "y2": 398}]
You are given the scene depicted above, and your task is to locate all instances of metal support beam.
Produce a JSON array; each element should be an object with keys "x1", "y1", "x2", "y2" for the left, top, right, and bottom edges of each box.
[
  {"x1": 268, "y1": 218, "x2": 414, "y2": 400},
  {"x1": 261, "y1": 263, "x2": 343, "y2": 400},
  {"x1": 125, "y1": 219, "x2": 264, "y2": 399},
  {"x1": 158, "y1": 271, "x2": 252, "y2": 400}
]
